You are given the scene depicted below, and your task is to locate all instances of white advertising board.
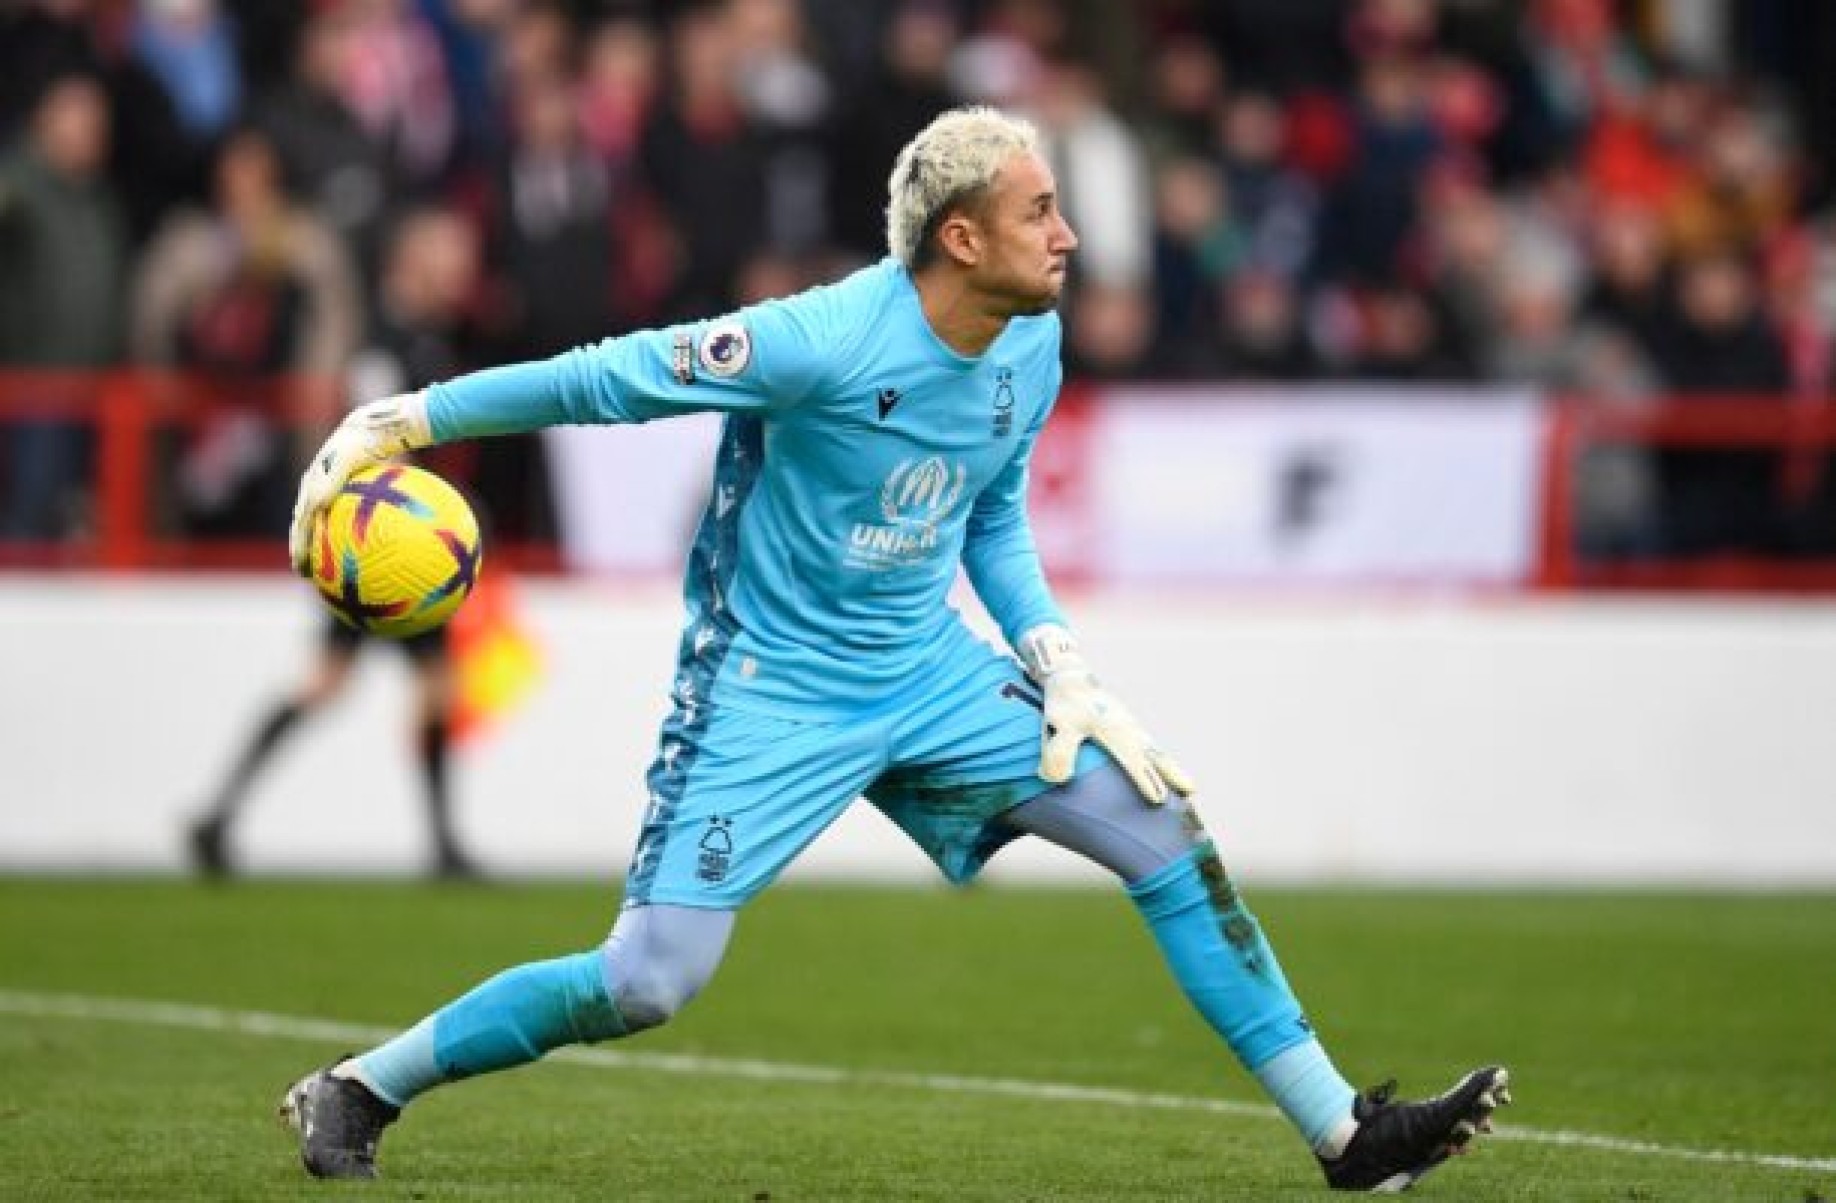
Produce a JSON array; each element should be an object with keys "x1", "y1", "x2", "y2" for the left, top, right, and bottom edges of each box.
[
  {"x1": 1071, "y1": 388, "x2": 1544, "y2": 585},
  {"x1": 542, "y1": 388, "x2": 1546, "y2": 587},
  {"x1": 542, "y1": 415, "x2": 722, "y2": 575}
]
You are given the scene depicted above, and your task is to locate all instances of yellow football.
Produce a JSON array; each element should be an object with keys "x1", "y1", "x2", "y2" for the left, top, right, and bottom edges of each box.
[{"x1": 308, "y1": 464, "x2": 482, "y2": 639}]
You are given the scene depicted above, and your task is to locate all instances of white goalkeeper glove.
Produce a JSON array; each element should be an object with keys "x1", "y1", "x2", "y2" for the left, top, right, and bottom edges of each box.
[
  {"x1": 287, "y1": 391, "x2": 434, "y2": 575},
  {"x1": 1019, "y1": 624, "x2": 1196, "y2": 805}
]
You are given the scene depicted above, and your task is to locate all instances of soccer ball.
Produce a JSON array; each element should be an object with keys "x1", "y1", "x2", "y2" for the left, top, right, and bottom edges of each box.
[{"x1": 308, "y1": 463, "x2": 482, "y2": 639}]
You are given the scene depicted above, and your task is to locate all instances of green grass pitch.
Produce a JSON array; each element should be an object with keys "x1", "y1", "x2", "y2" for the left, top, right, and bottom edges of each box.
[{"x1": 1, "y1": 879, "x2": 1832, "y2": 1201}]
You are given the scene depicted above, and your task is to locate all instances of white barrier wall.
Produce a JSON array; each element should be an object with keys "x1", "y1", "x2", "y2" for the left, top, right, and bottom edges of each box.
[{"x1": 4, "y1": 578, "x2": 1836, "y2": 885}]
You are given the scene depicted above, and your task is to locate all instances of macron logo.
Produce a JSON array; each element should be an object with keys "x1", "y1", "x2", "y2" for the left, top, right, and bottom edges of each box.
[{"x1": 877, "y1": 388, "x2": 903, "y2": 421}]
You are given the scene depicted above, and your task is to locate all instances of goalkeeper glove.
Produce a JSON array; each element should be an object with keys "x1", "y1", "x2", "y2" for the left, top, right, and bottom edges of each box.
[
  {"x1": 287, "y1": 391, "x2": 434, "y2": 575},
  {"x1": 1019, "y1": 624, "x2": 1196, "y2": 805}
]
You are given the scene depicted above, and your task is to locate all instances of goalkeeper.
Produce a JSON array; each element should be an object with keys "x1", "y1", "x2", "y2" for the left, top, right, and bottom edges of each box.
[{"x1": 279, "y1": 106, "x2": 1507, "y2": 1192}]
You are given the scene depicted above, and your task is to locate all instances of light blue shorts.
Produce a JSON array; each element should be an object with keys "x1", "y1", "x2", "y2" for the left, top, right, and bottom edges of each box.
[{"x1": 622, "y1": 631, "x2": 1107, "y2": 909}]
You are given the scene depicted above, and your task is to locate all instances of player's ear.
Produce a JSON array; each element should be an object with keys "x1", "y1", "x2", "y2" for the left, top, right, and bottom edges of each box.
[{"x1": 936, "y1": 211, "x2": 982, "y2": 268}]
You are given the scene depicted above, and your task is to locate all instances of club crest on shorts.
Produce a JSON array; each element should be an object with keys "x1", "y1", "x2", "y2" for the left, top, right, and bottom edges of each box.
[
  {"x1": 698, "y1": 320, "x2": 752, "y2": 378},
  {"x1": 697, "y1": 816, "x2": 734, "y2": 883}
]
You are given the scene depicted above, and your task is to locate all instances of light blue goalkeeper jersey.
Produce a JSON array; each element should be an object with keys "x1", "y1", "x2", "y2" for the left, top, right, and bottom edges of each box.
[{"x1": 425, "y1": 258, "x2": 1067, "y2": 720}]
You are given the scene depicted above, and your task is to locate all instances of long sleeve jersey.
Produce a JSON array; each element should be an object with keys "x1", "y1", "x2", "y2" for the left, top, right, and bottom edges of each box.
[{"x1": 426, "y1": 258, "x2": 1067, "y2": 720}]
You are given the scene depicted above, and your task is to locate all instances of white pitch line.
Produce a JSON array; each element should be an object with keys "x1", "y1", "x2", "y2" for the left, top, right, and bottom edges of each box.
[{"x1": 2, "y1": 988, "x2": 1832, "y2": 1176}]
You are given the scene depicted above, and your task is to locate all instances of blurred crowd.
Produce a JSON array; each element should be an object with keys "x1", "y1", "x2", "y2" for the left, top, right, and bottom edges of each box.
[{"x1": 2, "y1": 0, "x2": 1835, "y2": 557}]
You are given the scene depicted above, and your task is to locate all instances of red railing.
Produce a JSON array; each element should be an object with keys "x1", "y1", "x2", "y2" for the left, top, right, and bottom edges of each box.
[
  {"x1": 0, "y1": 370, "x2": 562, "y2": 573},
  {"x1": 5, "y1": 370, "x2": 1836, "y2": 590},
  {"x1": 1537, "y1": 395, "x2": 1836, "y2": 593}
]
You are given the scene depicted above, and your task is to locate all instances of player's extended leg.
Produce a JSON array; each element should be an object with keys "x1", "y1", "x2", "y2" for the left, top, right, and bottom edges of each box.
[
  {"x1": 1003, "y1": 766, "x2": 1357, "y2": 1143},
  {"x1": 279, "y1": 904, "x2": 734, "y2": 1179},
  {"x1": 1002, "y1": 765, "x2": 1509, "y2": 1192}
]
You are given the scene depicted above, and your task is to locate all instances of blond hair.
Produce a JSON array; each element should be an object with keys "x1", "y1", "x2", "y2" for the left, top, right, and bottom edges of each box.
[{"x1": 885, "y1": 106, "x2": 1041, "y2": 268}]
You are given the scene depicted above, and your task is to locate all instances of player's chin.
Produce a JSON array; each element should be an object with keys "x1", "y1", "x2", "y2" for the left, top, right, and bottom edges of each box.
[{"x1": 1015, "y1": 280, "x2": 1066, "y2": 316}]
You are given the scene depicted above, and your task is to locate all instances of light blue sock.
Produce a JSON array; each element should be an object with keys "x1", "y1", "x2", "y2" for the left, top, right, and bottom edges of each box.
[
  {"x1": 353, "y1": 1015, "x2": 437, "y2": 1107},
  {"x1": 1128, "y1": 845, "x2": 1356, "y2": 1152},
  {"x1": 356, "y1": 950, "x2": 625, "y2": 1107},
  {"x1": 1254, "y1": 1038, "x2": 1360, "y2": 1155}
]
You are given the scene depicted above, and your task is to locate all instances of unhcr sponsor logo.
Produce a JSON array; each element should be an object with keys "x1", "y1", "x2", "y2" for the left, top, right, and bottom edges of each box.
[{"x1": 847, "y1": 456, "x2": 966, "y2": 570}]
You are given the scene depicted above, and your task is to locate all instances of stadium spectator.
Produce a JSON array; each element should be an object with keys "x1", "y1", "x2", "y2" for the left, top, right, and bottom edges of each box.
[
  {"x1": 0, "y1": 0, "x2": 213, "y2": 248},
  {"x1": 639, "y1": 4, "x2": 771, "y2": 320},
  {"x1": 467, "y1": 64, "x2": 613, "y2": 545},
  {"x1": 827, "y1": 0, "x2": 957, "y2": 261},
  {"x1": 1135, "y1": 34, "x2": 1228, "y2": 168},
  {"x1": 1026, "y1": 57, "x2": 1151, "y2": 290},
  {"x1": 1346, "y1": 0, "x2": 1440, "y2": 62},
  {"x1": 1668, "y1": 93, "x2": 1798, "y2": 261},
  {"x1": 1477, "y1": 224, "x2": 1588, "y2": 383},
  {"x1": 1765, "y1": 226, "x2": 1836, "y2": 403},
  {"x1": 730, "y1": 0, "x2": 836, "y2": 256},
  {"x1": 418, "y1": 0, "x2": 522, "y2": 175},
  {"x1": 327, "y1": 0, "x2": 458, "y2": 195},
  {"x1": 1147, "y1": 154, "x2": 1243, "y2": 372},
  {"x1": 1768, "y1": 223, "x2": 1836, "y2": 553},
  {"x1": 1646, "y1": 249, "x2": 1793, "y2": 555},
  {"x1": 70, "y1": 0, "x2": 221, "y2": 247},
  {"x1": 185, "y1": 204, "x2": 487, "y2": 882},
  {"x1": 1416, "y1": 162, "x2": 1510, "y2": 359},
  {"x1": 128, "y1": 126, "x2": 361, "y2": 538},
  {"x1": 575, "y1": 17, "x2": 677, "y2": 329},
  {"x1": 1581, "y1": 58, "x2": 1706, "y2": 216},
  {"x1": 274, "y1": 103, "x2": 1508, "y2": 1193},
  {"x1": 1215, "y1": 90, "x2": 1320, "y2": 281},
  {"x1": 946, "y1": 0, "x2": 1059, "y2": 106},
  {"x1": 0, "y1": 72, "x2": 128, "y2": 545},
  {"x1": 1344, "y1": 284, "x2": 1472, "y2": 382},
  {"x1": 126, "y1": 0, "x2": 241, "y2": 148},
  {"x1": 489, "y1": 71, "x2": 617, "y2": 360},
  {"x1": 1484, "y1": 229, "x2": 1644, "y2": 394},
  {"x1": 1504, "y1": 0, "x2": 1647, "y2": 176},
  {"x1": 1420, "y1": 50, "x2": 1506, "y2": 160},
  {"x1": 1483, "y1": 229, "x2": 1664, "y2": 555},
  {"x1": 1214, "y1": 268, "x2": 1322, "y2": 382},
  {"x1": 577, "y1": 15, "x2": 662, "y2": 175},
  {"x1": 1580, "y1": 199, "x2": 1674, "y2": 358},
  {"x1": 1317, "y1": 51, "x2": 1445, "y2": 286},
  {"x1": 1653, "y1": 248, "x2": 1792, "y2": 393},
  {"x1": 249, "y1": 6, "x2": 396, "y2": 278},
  {"x1": 0, "y1": 1, "x2": 103, "y2": 148},
  {"x1": 349, "y1": 205, "x2": 484, "y2": 408}
]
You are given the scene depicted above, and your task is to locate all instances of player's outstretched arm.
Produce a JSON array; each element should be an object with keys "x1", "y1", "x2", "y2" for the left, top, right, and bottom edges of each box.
[
  {"x1": 1019, "y1": 623, "x2": 1196, "y2": 804},
  {"x1": 287, "y1": 391, "x2": 433, "y2": 574}
]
